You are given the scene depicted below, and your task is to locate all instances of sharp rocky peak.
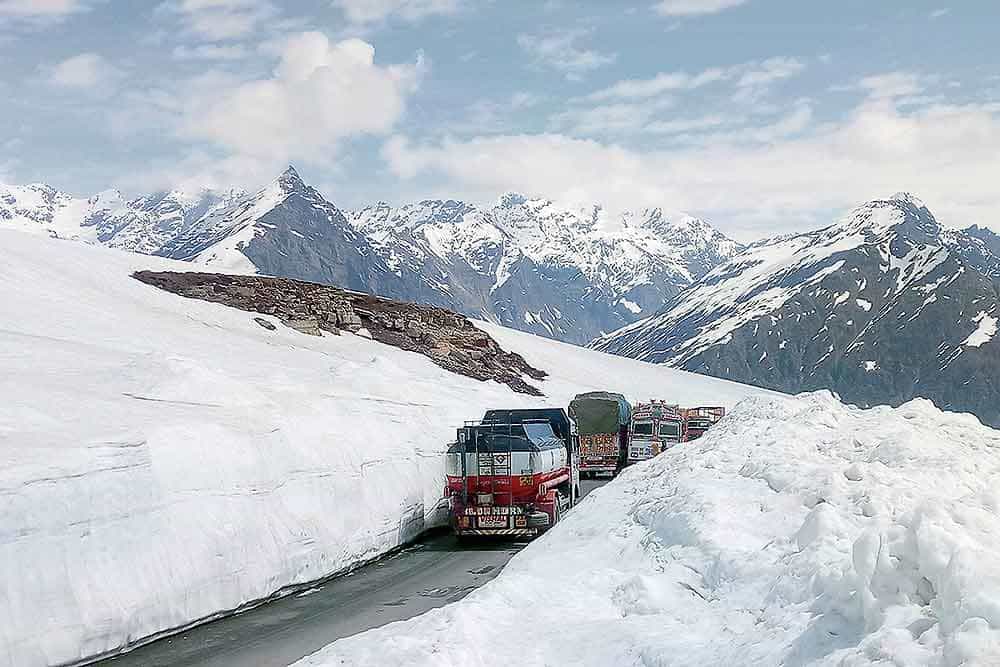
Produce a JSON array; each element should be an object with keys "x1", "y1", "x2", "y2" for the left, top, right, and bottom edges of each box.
[
  {"x1": 260, "y1": 165, "x2": 332, "y2": 209},
  {"x1": 277, "y1": 165, "x2": 306, "y2": 193}
]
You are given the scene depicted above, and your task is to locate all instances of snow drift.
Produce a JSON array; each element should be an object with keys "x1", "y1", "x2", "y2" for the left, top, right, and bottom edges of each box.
[
  {"x1": 298, "y1": 392, "x2": 1000, "y2": 667},
  {"x1": 0, "y1": 229, "x2": 772, "y2": 666}
]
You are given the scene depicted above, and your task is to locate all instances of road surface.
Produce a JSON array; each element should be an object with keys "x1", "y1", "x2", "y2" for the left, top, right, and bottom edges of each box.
[{"x1": 98, "y1": 478, "x2": 607, "y2": 667}]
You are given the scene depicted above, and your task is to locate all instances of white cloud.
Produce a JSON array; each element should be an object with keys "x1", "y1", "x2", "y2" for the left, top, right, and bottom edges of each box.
[
  {"x1": 586, "y1": 57, "x2": 804, "y2": 102},
  {"x1": 45, "y1": 52, "x2": 119, "y2": 88},
  {"x1": 858, "y1": 71, "x2": 925, "y2": 99},
  {"x1": 448, "y1": 92, "x2": 542, "y2": 135},
  {"x1": 929, "y1": 8, "x2": 950, "y2": 19},
  {"x1": 382, "y1": 90, "x2": 1000, "y2": 240},
  {"x1": 180, "y1": 31, "x2": 424, "y2": 169},
  {"x1": 736, "y1": 57, "x2": 805, "y2": 88},
  {"x1": 550, "y1": 97, "x2": 675, "y2": 135},
  {"x1": 517, "y1": 28, "x2": 616, "y2": 80},
  {"x1": 557, "y1": 57, "x2": 806, "y2": 137},
  {"x1": 0, "y1": 0, "x2": 88, "y2": 20},
  {"x1": 332, "y1": 0, "x2": 463, "y2": 25},
  {"x1": 652, "y1": 0, "x2": 748, "y2": 17},
  {"x1": 171, "y1": 43, "x2": 249, "y2": 60},
  {"x1": 158, "y1": 0, "x2": 276, "y2": 40},
  {"x1": 645, "y1": 113, "x2": 735, "y2": 134},
  {"x1": 585, "y1": 68, "x2": 727, "y2": 101}
]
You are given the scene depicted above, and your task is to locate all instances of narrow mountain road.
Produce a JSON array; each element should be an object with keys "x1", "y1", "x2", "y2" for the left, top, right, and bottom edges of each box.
[{"x1": 97, "y1": 479, "x2": 608, "y2": 667}]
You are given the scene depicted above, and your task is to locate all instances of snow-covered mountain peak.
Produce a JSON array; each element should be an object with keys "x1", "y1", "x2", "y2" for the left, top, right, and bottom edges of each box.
[
  {"x1": 596, "y1": 194, "x2": 1000, "y2": 428},
  {"x1": 277, "y1": 164, "x2": 305, "y2": 189},
  {"x1": 259, "y1": 165, "x2": 329, "y2": 207},
  {"x1": 89, "y1": 189, "x2": 124, "y2": 206},
  {"x1": 890, "y1": 191, "x2": 927, "y2": 208},
  {"x1": 237, "y1": 165, "x2": 329, "y2": 219},
  {"x1": 495, "y1": 191, "x2": 528, "y2": 209},
  {"x1": 628, "y1": 208, "x2": 736, "y2": 246},
  {"x1": 830, "y1": 193, "x2": 941, "y2": 245}
]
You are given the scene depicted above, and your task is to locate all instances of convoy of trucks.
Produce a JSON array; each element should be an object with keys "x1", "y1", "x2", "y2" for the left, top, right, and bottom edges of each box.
[{"x1": 444, "y1": 396, "x2": 726, "y2": 539}]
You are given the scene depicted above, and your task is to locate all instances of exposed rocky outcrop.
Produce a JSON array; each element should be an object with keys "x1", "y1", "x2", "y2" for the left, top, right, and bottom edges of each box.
[{"x1": 133, "y1": 270, "x2": 547, "y2": 395}]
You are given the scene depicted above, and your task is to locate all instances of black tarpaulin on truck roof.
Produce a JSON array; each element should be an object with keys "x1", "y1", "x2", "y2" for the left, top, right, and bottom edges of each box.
[
  {"x1": 448, "y1": 422, "x2": 564, "y2": 453},
  {"x1": 568, "y1": 392, "x2": 632, "y2": 435},
  {"x1": 481, "y1": 408, "x2": 573, "y2": 443}
]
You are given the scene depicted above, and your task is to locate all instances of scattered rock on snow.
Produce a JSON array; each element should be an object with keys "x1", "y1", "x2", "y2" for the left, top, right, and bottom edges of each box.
[{"x1": 253, "y1": 317, "x2": 276, "y2": 331}]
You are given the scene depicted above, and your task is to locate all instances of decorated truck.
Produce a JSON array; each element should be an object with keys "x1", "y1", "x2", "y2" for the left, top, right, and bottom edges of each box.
[
  {"x1": 445, "y1": 409, "x2": 579, "y2": 538},
  {"x1": 626, "y1": 400, "x2": 684, "y2": 465},
  {"x1": 683, "y1": 406, "x2": 726, "y2": 441},
  {"x1": 568, "y1": 392, "x2": 632, "y2": 478}
]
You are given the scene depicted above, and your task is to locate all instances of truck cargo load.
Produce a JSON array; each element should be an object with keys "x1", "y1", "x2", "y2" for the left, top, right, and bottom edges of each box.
[{"x1": 569, "y1": 392, "x2": 631, "y2": 477}]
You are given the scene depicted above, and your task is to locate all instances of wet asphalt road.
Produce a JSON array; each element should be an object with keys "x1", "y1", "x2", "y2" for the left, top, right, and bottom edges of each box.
[{"x1": 98, "y1": 478, "x2": 608, "y2": 667}]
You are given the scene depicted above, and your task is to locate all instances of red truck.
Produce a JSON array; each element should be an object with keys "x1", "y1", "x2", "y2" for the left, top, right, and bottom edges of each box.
[
  {"x1": 682, "y1": 406, "x2": 726, "y2": 441},
  {"x1": 445, "y1": 409, "x2": 579, "y2": 538}
]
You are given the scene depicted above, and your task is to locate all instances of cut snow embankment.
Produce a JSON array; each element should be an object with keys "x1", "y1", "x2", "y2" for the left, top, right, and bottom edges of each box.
[
  {"x1": 298, "y1": 392, "x2": 1000, "y2": 667},
  {"x1": 0, "y1": 229, "x2": 774, "y2": 667}
]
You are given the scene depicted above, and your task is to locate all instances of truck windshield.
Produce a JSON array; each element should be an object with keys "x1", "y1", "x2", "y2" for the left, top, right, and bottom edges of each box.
[
  {"x1": 633, "y1": 422, "x2": 653, "y2": 436},
  {"x1": 660, "y1": 422, "x2": 680, "y2": 437},
  {"x1": 522, "y1": 422, "x2": 556, "y2": 441}
]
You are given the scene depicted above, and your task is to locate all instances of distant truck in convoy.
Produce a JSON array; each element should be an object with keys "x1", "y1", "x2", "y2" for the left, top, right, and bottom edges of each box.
[
  {"x1": 683, "y1": 406, "x2": 726, "y2": 441},
  {"x1": 445, "y1": 409, "x2": 579, "y2": 538},
  {"x1": 568, "y1": 392, "x2": 631, "y2": 478},
  {"x1": 627, "y1": 400, "x2": 684, "y2": 465}
]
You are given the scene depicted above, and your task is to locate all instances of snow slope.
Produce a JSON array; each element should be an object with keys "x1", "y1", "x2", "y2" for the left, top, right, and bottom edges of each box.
[
  {"x1": 298, "y1": 391, "x2": 1000, "y2": 667},
  {"x1": 0, "y1": 229, "x2": 772, "y2": 667}
]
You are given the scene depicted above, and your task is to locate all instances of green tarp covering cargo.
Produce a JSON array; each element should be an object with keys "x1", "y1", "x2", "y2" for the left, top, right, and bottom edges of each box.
[{"x1": 569, "y1": 392, "x2": 631, "y2": 476}]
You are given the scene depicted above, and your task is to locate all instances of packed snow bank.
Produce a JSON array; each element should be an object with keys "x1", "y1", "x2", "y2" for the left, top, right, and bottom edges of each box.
[
  {"x1": 297, "y1": 392, "x2": 1000, "y2": 667},
  {"x1": 0, "y1": 229, "x2": 773, "y2": 667}
]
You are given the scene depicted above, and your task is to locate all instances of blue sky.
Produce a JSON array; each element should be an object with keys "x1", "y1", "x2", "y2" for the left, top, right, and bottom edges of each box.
[{"x1": 1, "y1": 0, "x2": 999, "y2": 240}]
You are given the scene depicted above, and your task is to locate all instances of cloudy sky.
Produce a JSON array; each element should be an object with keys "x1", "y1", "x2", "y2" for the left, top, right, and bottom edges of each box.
[{"x1": 1, "y1": 0, "x2": 998, "y2": 240}]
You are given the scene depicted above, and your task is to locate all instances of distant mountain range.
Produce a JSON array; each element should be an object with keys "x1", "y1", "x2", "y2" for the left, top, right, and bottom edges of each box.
[
  {"x1": 7, "y1": 169, "x2": 1000, "y2": 425},
  {"x1": 1, "y1": 166, "x2": 740, "y2": 344},
  {"x1": 594, "y1": 194, "x2": 1000, "y2": 427}
]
